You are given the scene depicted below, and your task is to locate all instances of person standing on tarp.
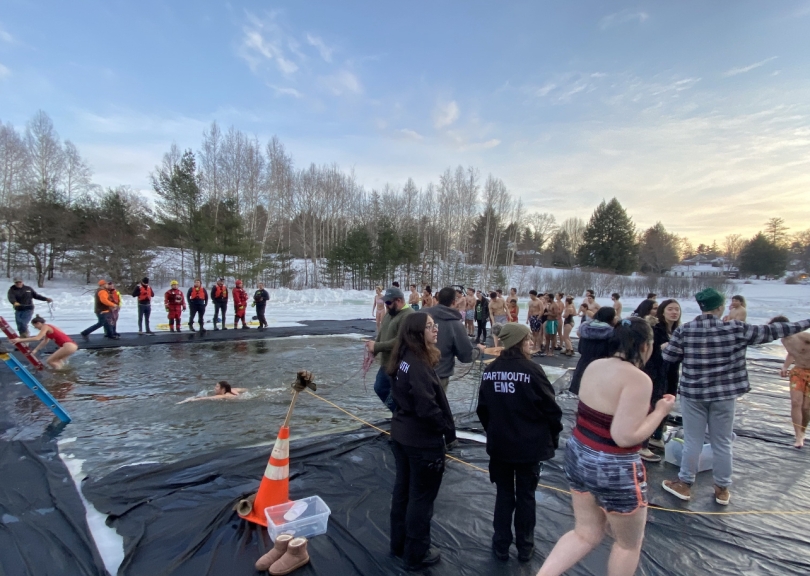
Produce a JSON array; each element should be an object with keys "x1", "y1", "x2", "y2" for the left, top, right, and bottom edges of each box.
[
  {"x1": 253, "y1": 283, "x2": 270, "y2": 330},
  {"x1": 477, "y1": 323, "x2": 562, "y2": 563},
  {"x1": 365, "y1": 287, "x2": 413, "y2": 411},
  {"x1": 164, "y1": 281, "x2": 186, "y2": 332},
  {"x1": 132, "y1": 277, "x2": 155, "y2": 335},
  {"x1": 80, "y1": 280, "x2": 118, "y2": 340},
  {"x1": 211, "y1": 278, "x2": 229, "y2": 330},
  {"x1": 187, "y1": 279, "x2": 208, "y2": 332},
  {"x1": 7, "y1": 277, "x2": 52, "y2": 338},
  {"x1": 661, "y1": 288, "x2": 810, "y2": 506},
  {"x1": 232, "y1": 280, "x2": 249, "y2": 329},
  {"x1": 387, "y1": 312, "x2": 455, "y2": 571}
]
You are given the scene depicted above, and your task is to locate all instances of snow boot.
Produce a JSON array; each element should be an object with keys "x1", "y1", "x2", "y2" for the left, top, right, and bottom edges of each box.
[
  {"x1": 169, "y1": 326, "x2": 175, "y2": 332},
  {"x1": 188, "y1": 322, "x2": 196, "y2": 332},
  {"x1": 255, "y1": 534, "x2": 293, "y2": 571},
  {"x1": 269, "y1": 537, "x2": 310, "y2": 575}
]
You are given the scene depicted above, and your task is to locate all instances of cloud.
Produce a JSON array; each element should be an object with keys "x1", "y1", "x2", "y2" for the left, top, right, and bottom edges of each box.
[
  {"x1": 321, "y1": 70, "x2": 362, "y2": 95},
  {"x1": 397, "y1": 128, "x2": 423, "y2": 141},
  {"x1": 306, "y1": 34, "x2": 334, "y2": 62},
  {"x1": 239, "y1": 12, "x2": 299, "y2": 76},
  {"x1": 722, "y1": 56, "x2": 777, "y2": 77},
  {"x1": 0, "y1": 63, "x2": 9, "y2": 79},
  {"x1": 433, "y1": 100, "x2": 459, "y2": 129},
  {"x1": 0, "y1": 28, "x2": 12, "y2": 43},
  {"x1": 269, "y1": 85, "x2": 304, "y2": 98},
  {"x1": 599, "y1": 10, "x2": 648, "y2": 30}
]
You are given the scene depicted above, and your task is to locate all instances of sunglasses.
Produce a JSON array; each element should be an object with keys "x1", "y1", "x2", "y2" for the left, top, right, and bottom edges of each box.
[{"x1": 384, "y1": 300, "x2": 394, "y2": 306}]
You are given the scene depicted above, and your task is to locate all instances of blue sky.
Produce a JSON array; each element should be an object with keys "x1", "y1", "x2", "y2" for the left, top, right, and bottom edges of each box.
[{"x1": 2, "y1": 0, "x2": 810, "y2": 243}]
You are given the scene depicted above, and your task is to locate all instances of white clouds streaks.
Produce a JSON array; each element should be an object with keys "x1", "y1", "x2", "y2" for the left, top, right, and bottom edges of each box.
[
  {"x1": 322, "y1": 70, "x2": 362, "y2": 95},
  {"x1": 306, "y1": 34, "x2": 334, "y2": 62},
  {"x1": 722, "y1": 56, "x2": 777, "y2": 77},
  {"x1": 599, "y1": 10, "x2": 648, "y2": 30},
  {"x1": 0, "y1": 63, "x2": 9, "y2": 79},
  {"x1": 433, "y1": 100, "x2": 459, "y2": 129}
]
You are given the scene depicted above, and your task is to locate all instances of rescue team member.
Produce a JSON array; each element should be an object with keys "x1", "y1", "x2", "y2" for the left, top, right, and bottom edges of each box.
[
  {"x1": 232, "y1": 280, "x2": 249, "y2": 329},
  {"x1": 211, "y1": 278, "x2": 229, "y2": 330},
  {"x1": 164, "y1": 281, "x2": 186, "y2": 332},
  {"x1": 81, "y1": 280, "x2": 119, "y2": 340},
  {"x1": 7, "y1": 277, "x2": 52, "y2": 337},
  {"x1": 387, "y1": 312, "x2": 455, "y2": 571},
  {"x1": 106, "y1": 282, "x2": 122, "y2": 338},
  {"x1": 131, "y1": 277, "x2": 155, "y2": 335},
  {"x1": 365, "y1": 287, "x2": 414, "y2": 411},
  {"x1": 10, "y1": 316, "x2": 78, "y2": 370},
  {"x1": 538, "y1": 318, "x2": 675, "y2": 576},
  {"x1": 477, "y1": 323, "x2": 562, "y2": 563},
  {"x1": 187, "y1": 279, "x2": 208, "y2": 332},
  {"x1": 253, "y1": 283, "x2": 270, "y2": 330}
]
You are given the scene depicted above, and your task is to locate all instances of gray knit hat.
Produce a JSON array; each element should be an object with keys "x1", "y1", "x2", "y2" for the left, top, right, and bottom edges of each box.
[{"x1": 498, "y1": 323, "x2": 531, "y2": 349}]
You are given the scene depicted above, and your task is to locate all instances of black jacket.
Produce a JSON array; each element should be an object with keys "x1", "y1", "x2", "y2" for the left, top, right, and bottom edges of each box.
[
  {"x1": 422, "y1": 304, "x2": 476, "y2": 378},
  {"x1": 569, "y1": 319, "x2": 614, "y2": 395},
  {"x1": 391, "y1": 350, "x2": 456, "y2": 449},
  {"x1": 253, "y1": 289, "x2": 270, "y2": 307},
  {"x1": 210, "y1": 284, "x2": 229, "y2": 304},
  {"x1": 7, "y1": 284, "x2": 48, "y2": 311},
  {"x1": 187, "y1": 286, "x2": 209, "y2": 306},
  {"x1": 644, "y1": 322, "x2": 681, "y2": 400},
  {"x1": 477, "y1": 353, "x2": 563, "y2": 463},
  {"x1": 475, "y1": 297, "x2": 489, "y2": 323}
]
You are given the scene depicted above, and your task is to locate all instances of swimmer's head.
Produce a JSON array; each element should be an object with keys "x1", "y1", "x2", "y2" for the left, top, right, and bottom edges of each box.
[{"x1": 215, "y1": 381, "x2": 233, "y2": 395}]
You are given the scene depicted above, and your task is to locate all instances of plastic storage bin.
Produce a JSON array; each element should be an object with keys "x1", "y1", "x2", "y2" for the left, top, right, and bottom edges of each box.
[{"x1": 265, "y1": 496, "x2": 331, "y2": 542}]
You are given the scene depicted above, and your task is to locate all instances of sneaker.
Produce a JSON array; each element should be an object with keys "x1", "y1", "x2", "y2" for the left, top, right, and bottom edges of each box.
[
  {"x1": 648, "y1": 438, "x2": 666, "y2": 449},
  {"x1": 404, "y1": 547, "x2": 441, "y2": 571},
  {"x1": 714, "y1": 485, "x2": 731, "y2": 506},
  {"x1": 662, "y1": 479, "x2": 692, "y2": 501},
  {"x1": 640, "y1": 448, "x2": 661, "y2": 462}
]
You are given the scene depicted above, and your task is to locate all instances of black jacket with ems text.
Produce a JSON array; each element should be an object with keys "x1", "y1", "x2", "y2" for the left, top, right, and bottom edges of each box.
[
  {"x1": 7, "y1": 284, "x2": 48, "y2": 311},
  {"x1": 477, "y1": 352, "x2": 563, "y2": 463},
  {"x1": 391, "y1": 349, "x2": 456, "y2": 450}
]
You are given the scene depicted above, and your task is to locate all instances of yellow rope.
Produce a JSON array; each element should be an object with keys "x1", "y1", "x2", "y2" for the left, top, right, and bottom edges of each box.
[{"x1": 303, "y1": 389, "x2": 810, "y2": 517}]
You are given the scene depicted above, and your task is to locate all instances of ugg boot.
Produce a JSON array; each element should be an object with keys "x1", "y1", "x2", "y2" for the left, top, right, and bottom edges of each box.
[
  {"x1": 269, "y1": 537, "x2": 310, "y2": 575},
  {"x1": 255, "y1": 534, "x2": 293, "y2": 571}
]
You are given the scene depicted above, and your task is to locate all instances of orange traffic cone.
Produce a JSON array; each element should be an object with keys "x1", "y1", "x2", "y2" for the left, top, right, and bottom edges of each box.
[{"x1": 238, "y1": 425, "x2": 291, "y2": 526}]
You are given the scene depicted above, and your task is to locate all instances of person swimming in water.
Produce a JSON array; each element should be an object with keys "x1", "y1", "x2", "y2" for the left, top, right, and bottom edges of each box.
[{"x1": 179, "y1": 380, "x2": 247, "y2": 403}]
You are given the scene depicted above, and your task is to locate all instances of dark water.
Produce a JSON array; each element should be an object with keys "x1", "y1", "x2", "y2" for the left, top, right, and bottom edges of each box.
[{"x1": 18, "y1": 336, "x2": 531, "y2": 478}]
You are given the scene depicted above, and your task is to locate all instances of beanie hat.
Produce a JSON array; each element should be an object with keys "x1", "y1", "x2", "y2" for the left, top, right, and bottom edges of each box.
[
  {"x1": 696, "y1": 287, "x2": 725, "y2": 312},
  {"x1": 498, "y1": 323, "x2": 531, "y2": 350},
  {"x1": 98, "y1": 279, "x2": 107, "y2": 286},
  {"x1": 235, "y1": 279, "x2": 242, "y2": 286},
  {"x1": 142, "y1": 277, "x2": 149, "y2": 284}
]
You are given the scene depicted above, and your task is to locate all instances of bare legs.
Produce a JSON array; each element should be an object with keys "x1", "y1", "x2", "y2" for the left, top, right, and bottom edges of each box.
[
  {"x1": 790, "y1": 390, "x2": 810, "y2": 448},
  {"x1": 46, "y1": 343, "x2": 78, "y2": 370},
  {"x1": 537, "y1": 492, "x2": 647, "y2": 576},
  {"x1": 563, "y1": 324, "x2": 573, "y2": 354}
]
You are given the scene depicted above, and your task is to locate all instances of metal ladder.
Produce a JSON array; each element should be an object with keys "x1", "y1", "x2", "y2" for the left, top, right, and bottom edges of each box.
[{"x1": 0, "y1": 350, "x2": 71, "y2": 423}]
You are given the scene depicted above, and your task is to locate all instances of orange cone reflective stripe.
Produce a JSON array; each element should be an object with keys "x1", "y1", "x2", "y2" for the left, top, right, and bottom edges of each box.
[{"x1": 239, "y1": 426, "x2": 291, "y2": 526}]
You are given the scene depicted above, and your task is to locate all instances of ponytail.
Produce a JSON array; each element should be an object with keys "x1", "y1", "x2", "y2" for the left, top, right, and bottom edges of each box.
[{"x1": 608, "y1": 317, "x2": 653, "y2": 368}]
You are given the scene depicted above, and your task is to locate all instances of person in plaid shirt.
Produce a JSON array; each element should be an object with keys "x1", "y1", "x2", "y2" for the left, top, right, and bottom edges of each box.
[{"x1": 661, "y1": 287, "x2": 810, "y2": 505}]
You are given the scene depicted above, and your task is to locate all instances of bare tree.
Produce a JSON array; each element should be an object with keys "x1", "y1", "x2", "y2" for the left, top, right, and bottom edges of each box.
[{"x1": 723, "y1": 233, "x2": 744, "y2": 270}]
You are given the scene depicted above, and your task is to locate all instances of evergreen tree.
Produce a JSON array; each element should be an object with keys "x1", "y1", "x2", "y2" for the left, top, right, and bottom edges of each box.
[
  {"x1": 739, "y1": 233, "x2": 788, "y2": 278},
  {"x1": 638, "y1": 222, "x2": 679, "y2": 274},
  {"x1": 576, "y1": 198, "x2": 638, "y2": 274},
  {"x1": 551, "y1": 229, "x2": 575, "y2": 267}
]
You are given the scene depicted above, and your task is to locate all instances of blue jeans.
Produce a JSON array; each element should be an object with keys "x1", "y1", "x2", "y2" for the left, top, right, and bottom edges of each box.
[
  {"x1": 14, "y1": 308, "x2": 34, "y2": 336},
  {"x1": 82, "y1": 313, "x2": 112, "y2": 337},
  {"x1": 374, "y1": 365, "x2": 396, "y2": 411},
  {"x1": 137, "y1": 304, "x2": 152, "y2": 332},
  {"x1": 679, "y1": 398, "x2": 736, "y2": 487}
]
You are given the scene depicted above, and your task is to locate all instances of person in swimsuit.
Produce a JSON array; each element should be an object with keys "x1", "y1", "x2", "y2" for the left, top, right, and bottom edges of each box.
[
  {"x1": 527, "y1": 290, "x2": 545, "y2": 353},
  {"x1": 11, "y1": 316, "x2": 78, "y2": 370},
  {"x1": 422, "y1": 286, "x2": 434, "y2": 309},
  {"x1": 722, "y1": 295, "x2": 747, "y2": 322},
  {"x1": 465, "y1": 287, "x2": 477, "y2": 337},
  {"x1": 373, "y1": 286, "x2": 385, "y2": 332},
  {"x1": 507, "y1": 288, "x2": 519, "y2": 322},
  {"x1": 544, "y1": 294, "x2": 561, "y2": 357},
  {"x1": 179, "y1": 380, "x2": 247, "y2": 403},
  {"x1": 537, "y1": 317, "x2": 675, "y2": 576},
  {"x1": 562, "y1": 296, "x2": 576, "y2": 356},
  {"x1": 771, "y1": 315, "x2": 810, "y2": 448},
  {"x1": 489, "y1": 291, "x2": 509, "y2": 346},
  {"x1": 409, "y1": 284, "x2": 421, "y2": 311},
  {"x1": 612, "y1": 293, "x2": 622, "y2": 319}
]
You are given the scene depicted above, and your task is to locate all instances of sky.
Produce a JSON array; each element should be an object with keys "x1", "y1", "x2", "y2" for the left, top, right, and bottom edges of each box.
[{"x1": 1, "y1": 0, "x2": 810, "y2": 244}]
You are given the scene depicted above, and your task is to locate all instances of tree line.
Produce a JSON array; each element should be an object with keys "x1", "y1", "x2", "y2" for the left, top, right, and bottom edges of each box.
[{"x1": 1, "y1": 111, "x2": 807, "y2": 289}]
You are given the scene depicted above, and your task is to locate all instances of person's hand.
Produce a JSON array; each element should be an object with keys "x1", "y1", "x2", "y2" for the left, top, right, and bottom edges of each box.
[
  {"x1": 660, "y1": 342, "x2": 668, "y2": 350},
  {"x1": 46, "y1": 298, "x2": 53, "y2": 303},
  {"x1": 656, "y1": 394, "x2": 676, "y2": 414},
  {"x1": 477, "y1": 344, "x2": 486, "y2": 352},
  {"x1": 9, "y1": 338, "x2": 19, "y2": 344},
  {"x1": 182, "y1": 308, "x2": 186, "y2": 312},
  {"x1": 165, "y1": 307, "x2": 169, "y2": 312},
  {"x1": 12, "y1": 302, "x2": 19, "y2": 307},
  {"x1": 365, "y1": 340, "x2": 375, "y2": 353},
  {"x1": 781, "y1": 368, "x2": 790, "y2": 378}
]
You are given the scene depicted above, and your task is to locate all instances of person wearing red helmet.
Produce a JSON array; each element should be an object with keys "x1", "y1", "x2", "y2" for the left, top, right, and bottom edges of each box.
[
  {"x1": 232, "y1": 280, "x2": 249, "y2": 329},
  {"x1": 164, "y1": 280, "x2": 186, "y2": 332}
]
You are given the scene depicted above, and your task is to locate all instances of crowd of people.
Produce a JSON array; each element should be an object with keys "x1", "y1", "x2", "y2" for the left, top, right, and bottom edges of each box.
[{"x1": 368, "y1": 282, "x2": 809, "y2": 574}]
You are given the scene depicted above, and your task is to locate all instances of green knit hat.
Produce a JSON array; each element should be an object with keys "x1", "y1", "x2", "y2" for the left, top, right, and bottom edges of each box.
[
  {"x1": 695, "y1": 287, "x2": 725, "y2": 312},
  {"x1": 498, "y1": 323, "x2": 531, "y2": 349}
]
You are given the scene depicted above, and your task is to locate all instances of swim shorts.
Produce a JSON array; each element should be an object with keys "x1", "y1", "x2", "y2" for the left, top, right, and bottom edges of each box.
[
  {"x1": 564, "y1": 435, "x2": 647, "y2": 514},
  {"x1": 466, "y1": 309, "x2": 474, "y2": 321},
  {"x1": 545, "y1": 320, "x2": 559, "y2": 335},
  {"x1": 411, "y1": 304, "x2": 420, "y2": 311},
  {"x1": 529, "y1": 315, "x2": 542, "y2": 333},
  {"x1": 494, "y1": 315, "x2": 508, "y2": 325},
  {"x1": 790, "y1": 367, "x2": 810, "y2": 397}
]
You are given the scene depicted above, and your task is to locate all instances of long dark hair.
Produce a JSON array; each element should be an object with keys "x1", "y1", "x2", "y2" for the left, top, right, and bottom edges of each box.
[
  {"x1": 386, "y1": 313, "x2": 440, "y2": 376},
  {"x1": 656, "y1": 299, "x2": 681, "y2": 333},
  {"x1": 634, "y1": 299, "x2": 657, "y2": 318},
  {"x1": 217, "y1": 380, "x2": 233, "y2": 394},
  {"x1": 608, "y1": 317, "x2": 653, "y2": 368},
  {"x1": 594, "y1": 306, "x2": 617, "y2": 324}
]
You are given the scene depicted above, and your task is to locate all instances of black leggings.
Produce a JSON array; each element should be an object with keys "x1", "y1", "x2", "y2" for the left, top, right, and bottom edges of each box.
[{"x1": 476, "y1": 320, "x2": 488, "y2": 343}]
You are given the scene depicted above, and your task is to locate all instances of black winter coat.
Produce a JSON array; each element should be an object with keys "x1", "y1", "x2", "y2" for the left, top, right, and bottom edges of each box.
[
  {"x1": 7, "y1": 285, "x2": 48, "y2": 311},
  {"x1": 477, "y1": 353, "x2": 563, "y2": 463},
  {"x1": 391, "y1": 350, "x2": 456, "y2": 450},
  {"x1": 643, "y1": 323, "x2": 681, "y2": 400}
]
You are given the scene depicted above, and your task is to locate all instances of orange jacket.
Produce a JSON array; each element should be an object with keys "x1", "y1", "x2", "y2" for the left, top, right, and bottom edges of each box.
[
  {"x1": 232, "y1": 287, "x2": 248, "y2": 308},
  {"x1": 95, "y1": 288, "x2": 117, "y2": 314},
  {"x1": 164, "y1": 288, "x2": 186, "y2": 308}
]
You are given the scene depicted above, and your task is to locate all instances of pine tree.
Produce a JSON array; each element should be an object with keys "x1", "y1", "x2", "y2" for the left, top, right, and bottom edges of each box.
[
  {"x1": 739, "y1": 233, "x2": 788, "y2": 278},
  {"x1": 576, "y1": 198, "x2": 638, "y2": 274}
]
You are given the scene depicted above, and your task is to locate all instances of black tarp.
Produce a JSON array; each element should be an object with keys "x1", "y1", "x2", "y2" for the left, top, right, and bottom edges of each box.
[
  {"x1": 81, "y1": 407, "x2": 810, "y2": 576},
  {"x1": 0, "y1": 437, "x2": 109, "y2": 576}
]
